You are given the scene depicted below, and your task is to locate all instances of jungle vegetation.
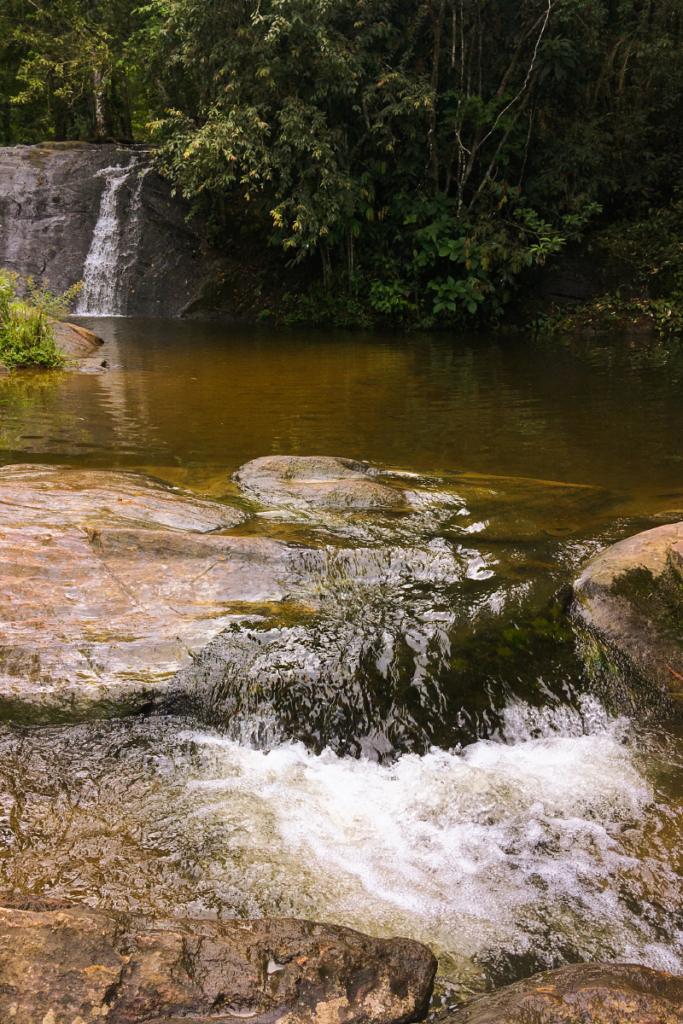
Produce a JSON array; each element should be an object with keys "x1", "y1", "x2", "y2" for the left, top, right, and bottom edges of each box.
[{"x1": 1, "y1": 0, "x2": 682, "y2": 327}]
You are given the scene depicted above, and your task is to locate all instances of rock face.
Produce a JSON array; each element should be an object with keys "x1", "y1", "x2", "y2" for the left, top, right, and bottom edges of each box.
[
  {"x1": 0, "y1": 142, "x2": 207, "y2": 316},
  {"x1": 572, "y1": 521, "x2": 683, "y2": 711},
  {"x1": 0, "y1": 465, "x2": 317, "y2": 718},
  {"x1": 0, "y1": 897, "x2": 437, "y2": 1024},
  {"x1": 436, "y1": 963, "x2": 683, "y2": 1023},
  {"x1": 235, "y1": 456, "x2": 406, "y2": 510}
]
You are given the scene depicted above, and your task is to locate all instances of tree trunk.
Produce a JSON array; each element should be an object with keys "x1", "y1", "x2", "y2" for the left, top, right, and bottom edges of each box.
[
  {"x1": 319, "y1": 239, "x2": 332, "y2": 291},
  {"x1": 120, "y1": 73, "x2": 133, "y2": 141},
  {"x1": 1, "y1": 101, "x2": 10, "y2": 145},
  {"x1": 93, "y1": 69, "x2": 107, "y2": 141}
]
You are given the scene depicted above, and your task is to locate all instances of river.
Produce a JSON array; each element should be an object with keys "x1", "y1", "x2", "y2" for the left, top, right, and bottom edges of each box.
[{"x1": 1, "y1": 319, "x2": 683, "y2": 1005}]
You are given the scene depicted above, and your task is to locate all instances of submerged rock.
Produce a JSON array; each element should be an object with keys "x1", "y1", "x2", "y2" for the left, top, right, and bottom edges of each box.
[
  {"x1": 235, "y1": 456, "x2": 405, "y2": 510},
  {"x1": 0, "y1": 466, "x2": 309, "y2": 718},
  {"x1": 436, "y1": 962, "x2": 683, "y2": 1023},
  {"x1": 572, "y1": 521, "x2": 683, "y2": 713},
  {"x1": 0, "y1": 464, "x2": 246, "y2": 532},
  {"x1": 0, "y1": 897, "x2": 437, "y2": 1024}
]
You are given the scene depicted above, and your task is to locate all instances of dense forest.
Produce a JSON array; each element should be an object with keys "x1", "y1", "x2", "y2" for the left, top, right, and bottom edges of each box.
[{"x1": 1, "y1": 0, "x2": 682, "y2": 327}]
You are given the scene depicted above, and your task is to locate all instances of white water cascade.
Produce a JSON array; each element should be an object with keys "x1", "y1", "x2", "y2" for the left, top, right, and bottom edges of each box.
[{"x1": 77, "y1": 158, "x2": 147, "y2": 315}]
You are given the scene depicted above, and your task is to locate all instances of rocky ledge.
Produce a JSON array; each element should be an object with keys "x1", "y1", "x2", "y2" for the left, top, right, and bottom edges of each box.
[
  {"x1": 0, "y1": 457, "x2": 419, "y2": 719},
  {"x1": 0, "y1": 896, "x2": 437, "y2": 1024},
  {"x1": 436, "y1": 962, "x2": 683, "y2": 1023},
  {"x1": 572, "y1": 521, "x2": 683, "y2": 714},
  {"x1": 0, "y1": 464, "x2": 286, "y2": 718}
]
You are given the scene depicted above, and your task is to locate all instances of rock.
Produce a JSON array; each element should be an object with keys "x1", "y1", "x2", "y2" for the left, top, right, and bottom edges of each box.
[
  {"x1": 235, "y1": 456, "x2": 405, "y2": 510},
  {"x1": 0, "y1": 142, "x2": 207, "y2": 316},
  {"x1": 435, "y1": 962, "x2": 683, "y2": 1023},
  {"x1": 0, "y1": 897, "x2": 437, "y2": 1024},
  {"x1": 572, "y1": 521, "x2": 683, "y2": 712},
  {"x1": 52, "y1": 319, "x2": 103, "y2": 357},
  {"x1": 0, "y1": 464, "x2": 246, "y2": 532},
  {"x1": 0, "y1": 465, "x2": 314, "y2": 718}
]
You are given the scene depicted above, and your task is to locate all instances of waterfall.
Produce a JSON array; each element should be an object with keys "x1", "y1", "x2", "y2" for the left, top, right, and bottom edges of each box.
[{"x1": 77, "y1": 158, "x2": 146, "y2": 315}]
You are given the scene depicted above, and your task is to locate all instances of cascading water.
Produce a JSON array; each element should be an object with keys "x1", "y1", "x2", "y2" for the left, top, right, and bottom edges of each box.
[
  {"x1": 77, "y1": 157, "x2": 147, "y2": 315},
  {"x1": 4, "y1": 326, "x2": 683, "y2": 1006}
]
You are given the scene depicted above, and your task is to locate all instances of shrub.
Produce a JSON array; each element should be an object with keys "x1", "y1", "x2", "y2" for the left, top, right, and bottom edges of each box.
[{"x1": 0, "y1": 272, "x2": 81, "y2": 369}]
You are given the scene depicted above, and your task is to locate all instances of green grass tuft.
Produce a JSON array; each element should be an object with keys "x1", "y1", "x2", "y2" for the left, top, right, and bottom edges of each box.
[{"x1": 0, "y1": 270, "x2": 82, "y2": 370}]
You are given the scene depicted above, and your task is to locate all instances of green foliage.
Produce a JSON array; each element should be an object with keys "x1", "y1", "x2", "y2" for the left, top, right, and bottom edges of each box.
[
  {"x1": 530, "y1": 294, "x2": 683, "y2": 338},
  {"x1": 1, "y1": 0, "x2": 683, "y2": 324},
  {"x1": 279, "y1": 288, "x2": 374, "y2": 328},
  {"x1": 532, "y1": 199, "x2": 683, "y2": 337},
  {"x1": 0, "y1": 272, "x2": 80, "y2": 369},
  {"x1": 0, "y1": 0, "x2": 153, "y2": 142}
]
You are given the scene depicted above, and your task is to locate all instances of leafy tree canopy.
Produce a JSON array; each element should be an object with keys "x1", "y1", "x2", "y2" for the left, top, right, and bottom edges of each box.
[{"x1": 1, "y1": 0, "x2": 682, "y2": 324}]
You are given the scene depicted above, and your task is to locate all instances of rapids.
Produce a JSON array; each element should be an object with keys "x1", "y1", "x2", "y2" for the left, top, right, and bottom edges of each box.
[{"x1": 2, "y1": 320, "x2": 683, "y2": 1003}]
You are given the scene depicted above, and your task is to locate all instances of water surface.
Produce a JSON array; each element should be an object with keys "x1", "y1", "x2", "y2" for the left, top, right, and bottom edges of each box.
[{"x1": 2, "y1": 320, "x2": 683, "y2": 1002}]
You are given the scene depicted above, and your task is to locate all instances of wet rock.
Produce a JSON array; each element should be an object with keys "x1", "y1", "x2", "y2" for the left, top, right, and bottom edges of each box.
[
  {"x1": 0, "y1": 898, "x2": 437, "y2": 1024},
  {"x1": 0, "y1": 464, "x2": 246, "y2": 532},
  {"x1": 235, "y1": 456, "x2": 405, "y2": 510},
  {"x1": 436, "y1": 962, "x2": 683, "y2": 1023},
  {"x1": 52, "y1": 319, "x2": 103, "y2": 358},
  {"x1": 0, "y1": 465, "x2": 313, "y2": 718},
  {"x1": 571, "y1": 521, "x2": 683, "y2": 712}
]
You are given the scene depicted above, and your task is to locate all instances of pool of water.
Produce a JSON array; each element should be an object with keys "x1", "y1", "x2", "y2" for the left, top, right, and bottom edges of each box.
[{"x1": 2, "y1": 320, "x2": 683, "y2": 1002}]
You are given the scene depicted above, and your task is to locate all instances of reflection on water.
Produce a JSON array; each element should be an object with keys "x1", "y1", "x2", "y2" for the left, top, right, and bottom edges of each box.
[
  {"x1": 2, "y1": 322, "x2": 683, "y2": 999},
  {"x1": 0, "y1": 319, "x2": 682, "y2": 502}
]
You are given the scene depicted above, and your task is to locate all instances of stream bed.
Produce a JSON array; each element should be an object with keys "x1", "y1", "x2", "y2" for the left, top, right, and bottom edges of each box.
[{"x1": 2, "y1": 320, "x2": 683, "y2": 1004}]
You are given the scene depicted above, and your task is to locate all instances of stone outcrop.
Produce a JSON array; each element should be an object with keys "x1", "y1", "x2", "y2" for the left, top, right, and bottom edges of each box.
[
  {"x1": 53, "y1": 319, "x2": 105, "y2": 371},
  {"x1": 0, "y1": 142, "x2": 207, "y2": 316},
  {"x1": 234, "y1": 456, "x2": 406, "y2": 510},
  {"x1": 436, "y1": 963, "x2": 683, "y2": 1023},
  {"x1": 572, "y1": 521, "x2": 683, "y2": 712},
  {"x1": 0, "y1": 465, "x2": 317, "y2": 718},
  {"x1": 0, "y1": 896, "x2": 437, "y2": 1024}
]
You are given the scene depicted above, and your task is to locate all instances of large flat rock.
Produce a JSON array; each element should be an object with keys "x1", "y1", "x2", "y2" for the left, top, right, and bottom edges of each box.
[
  {"x1": 0, "y1": 897, "x2": 437, "y2": 1024},
  {"x1": 572, "y1": 521, "x2": 683, "y2": 710},
  {"x1": 0, "y1": 466, "x2": 304, "y2": 718},
  {"x1": 0, "y1": 464, "x2": 246, "y2": 532}
]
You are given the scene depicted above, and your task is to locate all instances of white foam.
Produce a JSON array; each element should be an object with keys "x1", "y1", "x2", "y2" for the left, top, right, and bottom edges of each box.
[{"x1": 177, "y1": 699, "x2": 681, "y2": 979}]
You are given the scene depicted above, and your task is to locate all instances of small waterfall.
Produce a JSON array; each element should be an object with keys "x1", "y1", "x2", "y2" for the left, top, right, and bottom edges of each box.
[{"x1": 77, "y1": 158, "x2": 146, "y2": 315}]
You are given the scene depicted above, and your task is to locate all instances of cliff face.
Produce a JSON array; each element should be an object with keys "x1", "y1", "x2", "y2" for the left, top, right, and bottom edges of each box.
[{"x1": 0, "y1": 142, "x2": 207, "y2": 316}]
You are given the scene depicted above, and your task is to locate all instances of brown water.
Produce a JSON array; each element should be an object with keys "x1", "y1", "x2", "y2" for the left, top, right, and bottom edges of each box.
[
  {"x1": 1, "y1": 319, "x2": 682, "y2": 501},
  {"x1": 2, "y1": 320, "x2": 683, "y2": 1001}
]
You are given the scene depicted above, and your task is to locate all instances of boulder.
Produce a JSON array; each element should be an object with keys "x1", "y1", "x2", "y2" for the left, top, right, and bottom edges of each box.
[
  {"x1": 0, "y1": 897, "x2": 437, "y2": 1024},
  {"x1": 435, "y1": 962, "x2": 683, "y2": 1023},
  {"x1": 571, "y1": 521, "x2": 683, "y2": 711},
  {"x1": 234, "y1": 456, "x2": 406, "y2": 510},
  {"x1": 0, "y1": 465, "x2": 313, "y2": 718},
  {"x1": 52, "y1": 319, "x2": 103, "y2": 358}
]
